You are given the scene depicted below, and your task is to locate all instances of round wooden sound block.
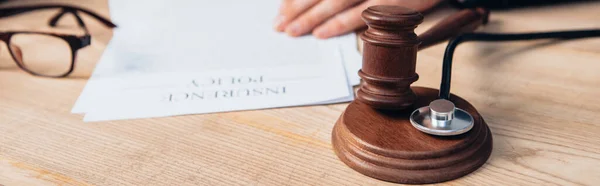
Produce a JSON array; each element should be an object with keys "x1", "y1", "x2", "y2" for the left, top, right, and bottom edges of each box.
[{"x1": 332, "y1": 87, "x2": 492, "y2": 184}]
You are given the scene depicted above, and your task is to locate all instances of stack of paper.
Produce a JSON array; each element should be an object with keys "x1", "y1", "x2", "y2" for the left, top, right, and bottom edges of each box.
[{"x1": 73, "y1": 0, "x2": 362, "y2": 121}]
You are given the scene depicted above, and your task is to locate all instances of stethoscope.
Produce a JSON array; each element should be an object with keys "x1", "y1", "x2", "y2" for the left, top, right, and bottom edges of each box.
[{"x1": 410, "y1": 29, "x2": 600, "y2": 136}]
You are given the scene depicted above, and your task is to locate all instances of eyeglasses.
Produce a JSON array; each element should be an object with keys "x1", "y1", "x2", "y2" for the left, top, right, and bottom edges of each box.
[{"x1": 0, "y1": 4, "x2": 117, "y2": 77}]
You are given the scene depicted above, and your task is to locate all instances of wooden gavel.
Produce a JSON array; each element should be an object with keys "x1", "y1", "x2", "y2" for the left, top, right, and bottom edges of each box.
[
  {"x1": 357, "y1": 6, "x2": 488, "y2": 109},
  {"x1": 332, "y1": 5, "x2": 493, "y2": 184}
]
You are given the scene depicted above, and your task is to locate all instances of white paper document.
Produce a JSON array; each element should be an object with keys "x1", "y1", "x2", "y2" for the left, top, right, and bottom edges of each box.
[{"x1": 73, "y1": 0, "x2": 361, "y2": 121}]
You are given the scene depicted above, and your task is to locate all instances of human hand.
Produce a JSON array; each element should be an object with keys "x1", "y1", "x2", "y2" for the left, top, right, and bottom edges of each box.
[{"x1": 274, "y1": 0, "x2": 443, "y2": 39}]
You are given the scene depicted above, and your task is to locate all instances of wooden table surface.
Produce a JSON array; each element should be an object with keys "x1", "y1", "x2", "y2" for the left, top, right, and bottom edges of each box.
[{"x1": 1, "y1": 1, "x2": 600, "y2": 185}]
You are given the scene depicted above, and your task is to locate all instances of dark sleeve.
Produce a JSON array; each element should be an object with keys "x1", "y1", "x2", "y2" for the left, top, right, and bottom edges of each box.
[{"x1": 450, "y1": 0, "x2": 592, "y2": 9}]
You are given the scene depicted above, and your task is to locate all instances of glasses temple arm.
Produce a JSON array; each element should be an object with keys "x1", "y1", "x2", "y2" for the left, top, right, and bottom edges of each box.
[
  {"x1": 49, "y1": 9, "x2": 92, "y2": 35},
  {"x1": 0, "y1": 7, "x2": 39, "y2": 17},
  {"x1": 66, "y1": 6, "x2": 117, "y2": 28},
  {"x1": 0, "y1": 5, "x2": 117, "y2": 29},
  {"x1": 48, "y1": 6, "x2": 117, "y2": 28},
  {"x1": 48, "y1": 8, "x2": 70, "y2": 26}
]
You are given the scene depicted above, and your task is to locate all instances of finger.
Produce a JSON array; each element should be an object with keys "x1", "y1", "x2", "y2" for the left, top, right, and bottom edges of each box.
[
  {"x1": 312, "y1": 0, "x2": 375, "y2": 39},
  {"x1": 274, "y1": 0, "x2": 320, "y2": 32},
  {"x1": 284, "y1": 0, "x2": 363, "y2": 37},
  {"x1": 383, "y1": 0, "x2": 445, "y2": 13},
  {"x1": 313, "y1": 0, "x2": 443, "y2": 39}
]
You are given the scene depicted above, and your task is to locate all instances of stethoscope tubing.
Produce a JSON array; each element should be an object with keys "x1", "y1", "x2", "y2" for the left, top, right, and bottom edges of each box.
[{"x1": 439, "y1": 29, "x2": 600, "y2": 99}]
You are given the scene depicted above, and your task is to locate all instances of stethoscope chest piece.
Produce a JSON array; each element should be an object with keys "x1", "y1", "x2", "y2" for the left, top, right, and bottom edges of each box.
[{"x1": 410, "y1": 99, "x2": 474, "y2": 136}]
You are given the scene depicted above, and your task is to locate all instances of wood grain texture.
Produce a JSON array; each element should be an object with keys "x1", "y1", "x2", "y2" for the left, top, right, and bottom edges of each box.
[{"x1": 1, "y1": 0, "x2": 600, "y2": 185}]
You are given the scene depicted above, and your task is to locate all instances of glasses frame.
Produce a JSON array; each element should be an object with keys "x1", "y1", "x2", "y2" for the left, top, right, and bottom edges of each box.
[
  {"x1": 0, "y1": 32, "x2": 91, "y2": 77},
  {"x1": 0, "y1": 4, "x2": 116, "y2": 77}
]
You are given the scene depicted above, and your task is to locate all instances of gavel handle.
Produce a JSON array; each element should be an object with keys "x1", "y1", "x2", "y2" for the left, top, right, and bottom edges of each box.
[{"x1": 418, "y1": 7, "x2": 489, "y2": 50}]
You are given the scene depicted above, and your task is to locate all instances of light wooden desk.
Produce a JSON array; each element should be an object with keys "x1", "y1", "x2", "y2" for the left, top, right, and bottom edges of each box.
[{"x1": 1, "y1": 1, "x2": 599, "y2": 185}]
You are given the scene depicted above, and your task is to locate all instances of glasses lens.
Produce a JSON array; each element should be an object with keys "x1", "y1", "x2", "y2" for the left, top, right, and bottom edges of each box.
[{"x1": 10, "y1": 33, "x2": 73, "y2": 77}]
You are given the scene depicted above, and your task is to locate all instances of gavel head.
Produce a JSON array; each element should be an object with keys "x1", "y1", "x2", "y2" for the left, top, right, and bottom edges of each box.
[{"x1": 356, "y1": 5, "x2": 424, "y2": 110}]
